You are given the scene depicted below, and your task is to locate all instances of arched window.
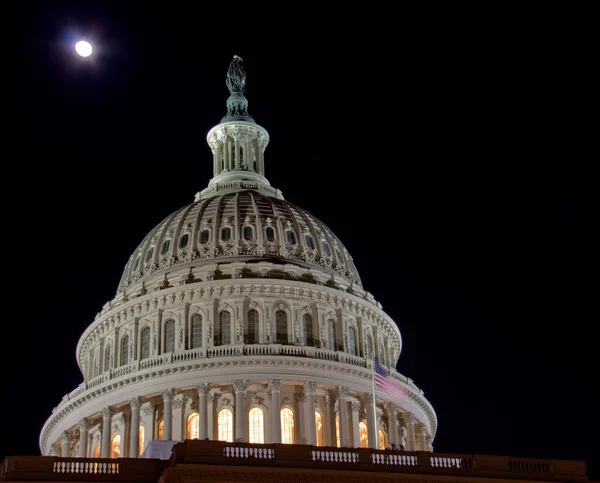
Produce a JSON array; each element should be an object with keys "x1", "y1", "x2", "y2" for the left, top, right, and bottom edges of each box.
[
  {"x1": 379, "y1": 428, "x2": 387, "y2": 450},
  {"x1": 285, "y1": 229, "x2": 296, "y2": 244},
  {"x1": 247, "y1": 309, "x2": 259, "y2": 344},
  {"x1": 191, "y1": 314, "x2": 202, "y2": 349},
  {"x1": 276, "y1": 310, "x2": 288, "y2": 344},
  {"x1": 199, "y1": 229, "x2": 210, "y2": 244},
  {"x1": 303, "y1": 313, "x2": 313, "y2": 346},
  {"x1": 248, "y1": 407, "x2": 264, "y2": 444},
  {"x1": 359, "y1": 421, "x2": 368, "y2": 448},
  {"x1": 348, "y1": 326, "x2": 356, "y2": 356},
  {"x1": 366, "y1": 334, "x2": 374, "y2": 360},
  {"x1": 93, "y1": 444, "x2": 100, "y2": 458},
  {"x1": 145, "y1": 247, "x2": 154, "y2": 263},
  {"x1": 335, "y1": 414, "x2": 340, "y2": 447},
  {"x1": 243, "y1": 226, "x2": 253, "y2": 241},
  {"x1": 161, "y1": 239, "x2": 171, "y2": 255},
  {"x1": 304, "y1": 234, "x2": 315, "y2": 249},
  {"x1": 315, "y1": 410, "x2": 324, "y2": 447},
  {"x1": 265, "y1": 226, "x2": 275, "y2": 242},
  {"x1": 187, "y1": 412, "x2": 199, "y2": 439},
  {"x1": 104, "y1": 345, "x2": 111, "y2": 371},
  {"x1": 219, "y1": 311, "x2": 231, "y2": 345},
  {"x1": 164, "y1": 319, "x2": 175, "y2": 353},
  {"x1": 140, "y1": 327, "x2": 150, "y2": 360},
  {"x1": 157, "y1": 419, "x2": 164, "y2": 440},
  {"x1": 280, "y1": 408, "x2": 294, "y2": 444},
  {"x1": 221, "y1": 227, "x2": 231, "y2": 242},
  {"x1": 138, "y1": 426, "x2": 144, "y2": 456},
  {"x1": 179, "y1": 233, "x2": 189, "y2": 249},
  {"x1": 327, "y1": 319, "x2": 336, "y2": 351},
  {"x1": 111, "y1": 434, "x2": 121, "y2": 458},
  {"x1": 120, "y1": 335, "x2": 129, "y2": 366},
  {"x1": 321, "y1": 240, "x2": 331, "y2": 257},
  {"x1": 217, "y1": 408, "x2": 233, "y2": 442}
]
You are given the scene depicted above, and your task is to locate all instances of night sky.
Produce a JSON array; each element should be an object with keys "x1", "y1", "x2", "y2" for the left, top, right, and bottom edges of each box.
[{"x1": 4, "y1": 3, "x2": 597, "y2": 479}]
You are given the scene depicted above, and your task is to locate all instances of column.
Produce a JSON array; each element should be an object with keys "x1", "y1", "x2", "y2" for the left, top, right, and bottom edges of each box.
[
  {"x1": 304, "y1": 382, "x2": 317, "y2": 446},
  {"x1": 60, "y1": 431, "x2": 70, "y2": 457},
  {"x1": 337, "y1": 386, "x2": 349, "y2": 447},
  {"x1": 296, "y1": 393, "x2": 307, "y2": 444},
  {"x1": 100, "y1": 407, "x2": 112, "y2": 458},
  {"x1": 365, "y1": 393, "x2": 377, "y2": 449},
  {"x1": 405, "y1": 412, "x2": 417, "y2": 451},
  {"x1": 129, "y1": 397, "x2": 141, "y2": 457},
  {"x1": 386, "y1": 402, "x2": 399, "y2": 446},
  {"x1": 198, "y1": 383, "x2": 209, "y2": 440},
  {"x1": 247, "y1": 139, "x2": 254, "y2": 171},
  {"x1": 207, "y1": 393, "x2": 216, "y2": 439},
  {"x1": 172, "y1": 395, "x2": 184, "y2": 441},
  {"x1": 234, "y1": 136, "x2": 240, "y2": 169},
  {"x1": 416, "y1": 423, "x2": 427, "y2": 451},
  {"x1": 350, "y1": 402, "x2": 360, "y2": 448},
  {"x1": 162, "y1": 389, "x2": 174, "y2": 441},
  {"x1": 224, "y1": 137, "x2": 230, "y2": 170},
  {"x1": 78, "y1": 419, "x2": 89, "y2": 457},
  {"x1": 269, "y1": 379, "x2": 282, "y2": 443},
  {"x1": 233, "y1": 380, "x2": 247, "y2": 442},
  {"x1": 324, "y1": 394, "x2": 335, "y2": 447},
  {"x1": 426, "y1": 435, "x2": 433, "y2": 452}
]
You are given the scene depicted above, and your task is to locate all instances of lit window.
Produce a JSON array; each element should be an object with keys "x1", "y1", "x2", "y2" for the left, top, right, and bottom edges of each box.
[
  {"x1": 219, "y1": 311, "x2": 231, "y2": 345},
  {"x1": 120, "y1": 335, "x2": 129, "y2": 366},
  {"x1": 335, "y1": 414, "x2": 340, "y2": 447},
  {"x1": 145, "y1": 247, "x2": 154, "y2": 263},
  {"x1": 265, "y1": 227, "x2": 275, "y2": 242},
  {"x1": 248, "y1": 407, "x2": 264, "y2": 444},
  {"x1": 276, "y1": 310, "x2": 288, "y2": 344},
  {"x1": 280, "y1": 408, "x2": 294, "y2": 444},
  {"x1": 179, "y1": 234, "x2": 189, "y2": 248},
  {"x1": 303, "y1": 313, "x2": 313, "y2": 345},
  {"x1": 187, "y1": 412, "x2": 199, "y2": 439},
  {"x1": 217, "y1": 408, "x2": 233, "y2": 442},
  {"x1": 191, "y1": 314, "x2": 202, "y2": 349},
  {"x1": 164, "y1": 320, "x2": 175, "y2": 353},
  {"x1": 111, "y1": 434, "x2": 121, "y2": 458},
  {"x1": 305, "y1": 234, "x2": 315, "y2": 249},
  {"x1": 359, "y1": 421, "x2": 368, "y2": 448},
  {"x1": 379, "y1": 428, "x2": 387, "y2": 450},
  {"x1": 157, "y1": 419, "x2": 164, "y2": 440},
  {"x1": 243, "y1": 226, "x2": 253, "y2": 241},
  {"x1": 285, "y1": 229, "x2": 296, "y2": 244},
  {"x1": 221, "y1": 227, "x2": 231, "y2": 242},
  {"x1": 321, "y1": 241, "x2": 331, "y2": 257},
  {"x1": 315, "y1": 410, "x2": 324, "y2": 447},
  {"x1": 200, "y1": 229, "x2": 210, "y2": 244},
  {"x1": 140, "y1": 327, "x2": 150, "y2": 360},
  {"x1": 161, "y1": 239, "x2": 171, "y2": 255},
  {"x1": 348, "y1": 326, "x2": 356, "y2": 356},
  {"x1": 247, "y1": 309, "x2": 259, "y2": 344},
  {"x1": 138, "y1": 427, "x2": 144, "y2": 456}
]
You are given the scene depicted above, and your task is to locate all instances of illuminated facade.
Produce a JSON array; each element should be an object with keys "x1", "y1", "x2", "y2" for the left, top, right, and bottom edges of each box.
[{"x1": 39, "y1": 57, "x2": 437, "y2": 459}]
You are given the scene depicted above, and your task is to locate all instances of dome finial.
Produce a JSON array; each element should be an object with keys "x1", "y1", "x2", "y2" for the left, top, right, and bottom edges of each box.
[{"x1": 222, "y1": 55, "x2": 253, "y2": 122}]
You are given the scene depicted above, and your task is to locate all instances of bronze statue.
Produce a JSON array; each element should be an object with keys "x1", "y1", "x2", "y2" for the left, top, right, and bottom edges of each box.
[{"x1": 226, "y1": 55, "x2": 246, "y2": 94}]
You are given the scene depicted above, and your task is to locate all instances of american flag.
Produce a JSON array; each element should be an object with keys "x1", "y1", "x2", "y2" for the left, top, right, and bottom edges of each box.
[{"x1": 374, "y1": 359, "x2": 408, "y2": 402}]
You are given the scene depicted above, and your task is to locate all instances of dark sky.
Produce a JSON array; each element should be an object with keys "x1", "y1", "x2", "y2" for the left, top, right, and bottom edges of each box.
[{"x1": 4, "y1": 2, "x2": 597, "y2": 479}]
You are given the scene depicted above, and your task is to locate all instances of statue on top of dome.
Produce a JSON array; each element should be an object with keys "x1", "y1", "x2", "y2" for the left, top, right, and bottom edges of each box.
[{"x1": 226, "y1": 55, "x2": 246, "y2": 94}]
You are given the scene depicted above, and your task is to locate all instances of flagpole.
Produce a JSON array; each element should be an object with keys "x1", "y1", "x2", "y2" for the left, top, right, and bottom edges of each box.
[{"x1": 371, "y1": 357, "x2": 378, "y2": 448}]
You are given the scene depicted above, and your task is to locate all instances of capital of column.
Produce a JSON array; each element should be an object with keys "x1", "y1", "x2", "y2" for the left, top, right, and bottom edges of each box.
[
  {"x1": 337, "y1": 386, "x2": 348, "y2": 399},
  {"x1": 304, "y1": 381, "x2": 317, "y2": 394},
  {"x1": 162, "y1": 388, "x2": 175, "y2": 402},
  {"x1": 60, "y1": 431, "x2": 70, "y2": 443},
  {"x1": 296, "y1": 393, "x2": 307, "y2": 403},
  {"x1": 120, "y1": 413, "x2": 130, "y2": 424},
  {"x1": 426, "y1": 435, "x2": 432, "y2": 444},
  {"x1": 101, "y1": 407, "x2": 113, "y2": 419},
  {"x1": 198, "y1": 383, "x2": 211, "y2": 395},
  {"x1": 404, "y1": 412, "x2": 416, "y2": 424},
  {"x1": 350, "y1": 401, "x2": 361, "y2": 413},
  {"x1": 130, "y1": 396, "x2": 142, "y2": 410},
  {"x1": 325, "y1": 394, "x2": 336, "y2": 408},
  {"x1": 78, "y1": 418, "x2": 90, "y2": 431},
  {"x1": 416, "y1": 422, "x2": 428, "y2": 434},
  {"x1": 233, "y1": 379, "x2": 246, "y2": 393},
  {"x1": 364, "y1": 393, "x2": 374, "y2": 405},
  {"x1": 269, "y1": 379, "x2": 282, "y2": 392},
  {"x1": 172, "y1": 395, "x2": 185, "y2": 410},
  {"x1": 385, "y1": 401, "x2": 397, "y2": 414}
]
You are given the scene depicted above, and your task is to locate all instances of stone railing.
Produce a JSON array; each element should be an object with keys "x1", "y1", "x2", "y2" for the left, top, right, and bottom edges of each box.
[{"x1": 1, "y1": 442, "x2": 588, "y2": 482}]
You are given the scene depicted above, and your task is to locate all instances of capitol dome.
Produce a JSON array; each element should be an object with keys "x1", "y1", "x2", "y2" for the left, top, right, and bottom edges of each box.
[{"x1": 40, "y1": 56, "x2": 436, "y2": 460}]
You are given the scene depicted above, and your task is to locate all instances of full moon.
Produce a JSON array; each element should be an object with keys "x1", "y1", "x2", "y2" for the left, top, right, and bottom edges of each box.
[{"x1": 75, "y1": 40, "x2": 93, "y2": 57}]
